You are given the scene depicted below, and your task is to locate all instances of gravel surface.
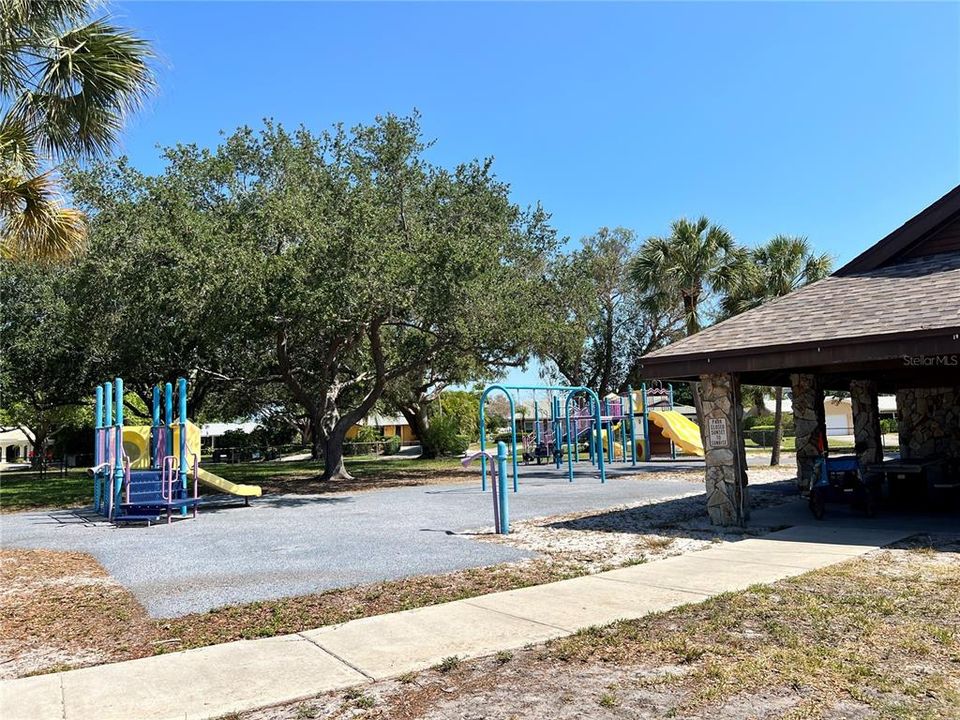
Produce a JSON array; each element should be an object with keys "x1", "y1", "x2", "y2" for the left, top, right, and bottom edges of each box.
[{"x1": 2, "y1": 461, "x2": 727, "y2": 618}]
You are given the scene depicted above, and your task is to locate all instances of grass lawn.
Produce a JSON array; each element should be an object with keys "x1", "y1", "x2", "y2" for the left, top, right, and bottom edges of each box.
[
  {"x1": 0, "y1": 469, "x2": 89, "y2": 513},
  {"x1": 240, "y1": 534, "x2": 960, "y2": 720},
  {"x1": 0, "y1": 455, "x2": 468, "y2": 513}
]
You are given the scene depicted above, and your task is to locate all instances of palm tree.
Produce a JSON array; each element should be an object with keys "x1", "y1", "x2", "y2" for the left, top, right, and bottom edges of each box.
[
  {"x1": 630, "y1": 216, "x2": 750, "y2": 426},
  {"x1": 1, "y1": 0, "x2": 154, "y2": 260},
  {"x1": 722, "y1": 235, "x2": 832, "y2": 465}
]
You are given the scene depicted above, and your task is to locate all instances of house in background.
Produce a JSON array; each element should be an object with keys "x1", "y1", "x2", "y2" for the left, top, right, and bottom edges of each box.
[
  {"x1": 347, "y1": 414, "x2": 420, "y2": 445},
  {"x1": 0, "y1": 428, "x2": 31, "y2": 465},
  {"x1": 761, "y1": 395, "x2": 898, "y2": 436}
]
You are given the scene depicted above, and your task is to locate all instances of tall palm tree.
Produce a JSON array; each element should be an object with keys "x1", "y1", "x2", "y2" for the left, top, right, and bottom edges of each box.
[
  {"x1": 0, "y1": 0, "x2": 154, "y2": 260},
  {"x1": 722, "y1": 234, "x2": 832, "y2": 465},
  {"x1": 630, "y1": 216, "x2": 750, "y2": 426}
]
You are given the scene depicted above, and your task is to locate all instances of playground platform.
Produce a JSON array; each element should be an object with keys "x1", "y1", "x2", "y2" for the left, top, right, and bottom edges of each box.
[{"x1": 0, "y1": 519, "x2": 917, "y2": 720}]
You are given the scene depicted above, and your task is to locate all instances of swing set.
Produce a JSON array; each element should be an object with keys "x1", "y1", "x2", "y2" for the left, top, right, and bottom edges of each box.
[{"x1": 477, "y1": 382, "x2": 683, "y2": 492}]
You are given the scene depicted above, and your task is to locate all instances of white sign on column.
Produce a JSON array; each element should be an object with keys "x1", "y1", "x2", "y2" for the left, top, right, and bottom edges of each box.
[{"x1": 707, "y1": 417, "x2": 727, "y2": 449}]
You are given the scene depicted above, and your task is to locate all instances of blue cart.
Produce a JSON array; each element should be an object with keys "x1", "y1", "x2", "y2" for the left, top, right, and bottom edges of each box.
[{"x1": 809, "y1": 453, "x2": 881, "y2": 519}]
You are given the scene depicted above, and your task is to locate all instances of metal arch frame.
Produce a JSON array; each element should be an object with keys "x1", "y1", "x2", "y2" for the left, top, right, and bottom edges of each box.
[{"x1": 479, "y1": 384, "x2": 607, "y2": 491}]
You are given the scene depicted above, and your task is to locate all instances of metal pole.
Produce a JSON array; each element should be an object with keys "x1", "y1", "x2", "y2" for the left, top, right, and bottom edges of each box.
[
  {"x1": 496, "y1": 441, "x2": 509, "y2": 534},
  {"x1": 603, "y1": 398, "x2": 613, "y2": 463},
  {"x1": 619, "y1": 396, "x2": 627, "y2": 463},
  {"x1": 103, "y1": 382, "x2": 112, "y2": 515},
  {"x1": 178, "y1": 378, "x2": 188, "y2": 516},
  {"x1": 553, "y1": 396, "x2": 561, "y2": 469},
  {"x1": 113, "y1": 378, "x2": 124, "y2": 519},
  {"x1": 94, "y1": 386, "x2": 103, "y2": 511},
  {"x1": 164, "y1": 382, "x2": 174, "y2": 457},
  {"x1": 641, "y1": 382, "x2": 651, "y2": 461},
  {"x1": 151, "y1": 385, "x2": 161, "y2": 469},
  {"x1": 534, "y1": 395, "x2": 541, "y2": 445},
  {"x1": 668, "y1": 383, "x2": 677, "y2": 459},
  {"x1": 479, "y1": 385, "x2": 518, "y2": 493},
  {"x1": 628, "y1": 386, "x2": 637, "y2": 466}
]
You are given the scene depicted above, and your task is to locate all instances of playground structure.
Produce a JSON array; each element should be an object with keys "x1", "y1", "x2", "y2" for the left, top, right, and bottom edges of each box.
[
  {"x1": 478, "y1": 382, "x2": 704, "y2": 492},
  {"x1": 91, "y1": 377, "x2": 261, "y2": 526}
]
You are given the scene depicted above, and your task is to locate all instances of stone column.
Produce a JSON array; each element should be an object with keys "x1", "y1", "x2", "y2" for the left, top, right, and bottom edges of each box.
[
  {"x1": 850, "y1": 380, "x2": 883, "y2": 466},
  {"x1": 700, "y1": 373, "x2": 749, "y2": 526},
  {"x1": 897, "y1": 386, "x2": 960, "y2": 460},
  {"x1": 791, "y1": 373, "x2": 826, "y2": 490}
]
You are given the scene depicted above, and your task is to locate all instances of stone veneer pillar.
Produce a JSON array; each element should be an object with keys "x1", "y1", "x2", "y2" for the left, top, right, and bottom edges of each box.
[
  {"x1": 896, "y1": 387, "x2": 960, "y2": 460},
  {"x1": 850, "y1": 380, "x2": 883, "y2": 467},
  {"x1": 791, "y1": 373, "x2": 826, "y2": 490},
  {"x1": 699, "y1": 373, "x2": 749, "y2": 526}
]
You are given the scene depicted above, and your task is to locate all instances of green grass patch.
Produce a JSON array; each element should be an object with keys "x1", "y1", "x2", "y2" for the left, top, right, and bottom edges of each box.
[{"x1": 0, "y1": 469, "x2": 90, "y2": 512}]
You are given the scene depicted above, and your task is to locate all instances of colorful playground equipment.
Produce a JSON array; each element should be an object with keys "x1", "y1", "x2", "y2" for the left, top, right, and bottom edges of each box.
[
  {"x1": 478, "y1": 382, "x2": 704, "y2": 492},
  {"x1": 91, "y1": 377, "x2": 261, "y2": 526}
]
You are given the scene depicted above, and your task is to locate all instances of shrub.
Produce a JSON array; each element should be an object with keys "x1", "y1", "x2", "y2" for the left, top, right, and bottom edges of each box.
[
  {"x1": 384, "y1": 434, "x2": 402, "y2": 455},
  {"x1": 880, "y1": 417, "x2": 898, "y2": 433},
  {"x1": 423, "y1": 415, "x2": 470, "y2": 456}
]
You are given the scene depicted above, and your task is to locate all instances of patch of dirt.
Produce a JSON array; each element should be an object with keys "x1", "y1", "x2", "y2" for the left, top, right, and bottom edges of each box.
[
  {"x1": 0, "y1": 549, "x2": 156, "y2": 679},
  {"x1": 240, "y1": 533, "x2": 960, "y2": 720},
  {"x1": 478, "y1": 469, "x2": 799, "y2": 573}
]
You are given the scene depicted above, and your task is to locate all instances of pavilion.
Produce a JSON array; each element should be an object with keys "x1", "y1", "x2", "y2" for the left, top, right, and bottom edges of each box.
[{"x1": 639, "y1": 185, "x2": 960, "y2": 525}]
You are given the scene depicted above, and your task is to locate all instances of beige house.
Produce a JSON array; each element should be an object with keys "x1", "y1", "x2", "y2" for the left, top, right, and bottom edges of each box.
[
  {"x1": 763, "y1": 395, "x2": 897, "y2": 436},
  {"x1": 0, "y1": 427, "x2": 31, "y2": 465}
]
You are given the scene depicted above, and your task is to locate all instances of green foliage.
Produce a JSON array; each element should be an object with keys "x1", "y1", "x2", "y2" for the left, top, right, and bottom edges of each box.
[
  {"x1": 69, "y1": 113, "x2": 557, "y2": 477},
  {"x1": 721, "y1": 235, "x2": 832, "y2": 319},
  {"x1": 421, "y1": 414, "x2": 469, "y2": 456},
  {"x1": 537, "y1": 227, "x2": 683, "y2": 394},
  {"x1": 429, "y1": 390, "x2": 480, "y2": 440},
  {"x1": 880, "y1": 417, "x2": 898, "y2": 434},
  {"x1": 383, "y1": 435, "x2": 402, "y2": 455},
  {"x1": 631, "y1": 216, "x2": 749, "y2": 336},
  {"x1": 353, "y1": 425, "x2": 380, "y2": 443}
]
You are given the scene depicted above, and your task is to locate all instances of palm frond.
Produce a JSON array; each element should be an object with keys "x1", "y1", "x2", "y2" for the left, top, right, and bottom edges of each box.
[
  {"x1": 0, "y1": 170, "x2": 86, "y2": 260},
  {"x1": 0, "y1": 112, "x2": 38, "y2": 172},
  {"x1": 31, "y1": 17, "x2": 155, "y2": 158}
]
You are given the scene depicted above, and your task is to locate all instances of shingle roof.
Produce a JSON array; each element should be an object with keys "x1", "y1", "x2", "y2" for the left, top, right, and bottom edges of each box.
[{"x1": 642, "y1": 252, "x2": 960, "y2": 361}]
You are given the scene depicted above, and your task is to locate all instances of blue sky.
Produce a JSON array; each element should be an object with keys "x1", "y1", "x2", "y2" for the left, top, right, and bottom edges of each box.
[{"x1": 114, "y1": 1, "x2": 959, "y2": 384}]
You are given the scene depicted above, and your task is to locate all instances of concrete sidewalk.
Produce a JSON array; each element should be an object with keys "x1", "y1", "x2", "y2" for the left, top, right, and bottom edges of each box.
[{"x1": 0, "y1": 525, "x2": 910, "y2": 720}]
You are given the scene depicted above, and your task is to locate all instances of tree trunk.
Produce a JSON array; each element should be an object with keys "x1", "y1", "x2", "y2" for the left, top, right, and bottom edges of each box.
[
  {"x1": 399, "y1": 406, "x2": 436, "y2": 459},
  {"x1": 770, "y1": 387, "x2": 783, "y2": 466},
  {"x1": 28, "y1": 430, "x2": 47, "y2": 465},
  {"x1": 320, "y1": 427, "x2": 353, "y2": 481}
]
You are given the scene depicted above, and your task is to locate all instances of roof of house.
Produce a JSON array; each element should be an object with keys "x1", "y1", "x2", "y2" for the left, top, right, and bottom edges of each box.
[{"x1": 639, "y1": 185, "x2": 960, "y2": 389}]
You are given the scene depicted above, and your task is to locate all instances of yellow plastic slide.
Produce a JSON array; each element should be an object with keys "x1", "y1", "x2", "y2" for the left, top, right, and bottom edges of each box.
[
  {"x1": 648, "y1": 410, "x2": 704, "y2": 457},
  {"x1": 195, "y1": 467, "x2": 262, "y2": 497}
]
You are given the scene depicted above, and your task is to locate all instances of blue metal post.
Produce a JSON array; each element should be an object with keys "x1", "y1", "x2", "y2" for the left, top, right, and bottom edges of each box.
[
  {"x1": 151, "y1": 385, "x2": 161, "y2": 469},
  {"x1": 496, "y1": 441, "x2": 509, "y2": 534},
  {"x1": 113, "y1": 378, "x2": 125, "y2": 517},
  {"x1": 103, "y1": 382, "x2": 112, "y2": 515},
  {"x1": 603, "y1": 399, "x2": 613, "y2": 463},
  {"x1": 94, "y1": 386, "x2": 103, "y2": 511},
  {"x1": 641, "y1": 382, "x2": 651, "y2": 461},
  {"x1": 479, "y1": 385, "x2": 518, "y2": 493},
  {"x1": 164, "y1": 382, "x2": 174, "y2": 457},
  {"x1": 178, "y1": 378, "x2": 188, "y2": 514},
  {"x1": 627, "y1": 386, "x2": 638, "y2": 466}
]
